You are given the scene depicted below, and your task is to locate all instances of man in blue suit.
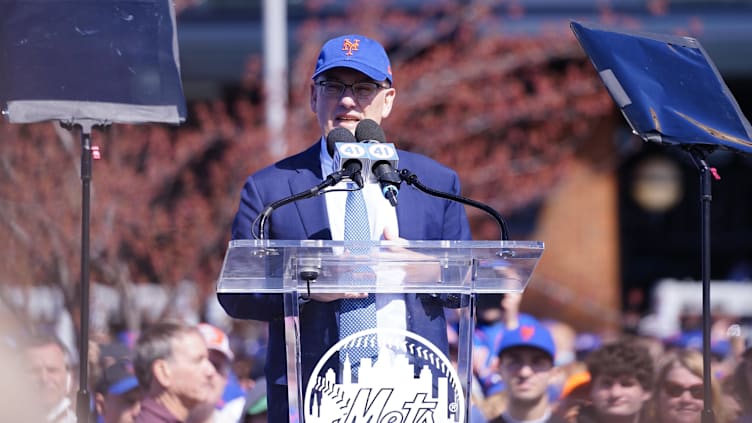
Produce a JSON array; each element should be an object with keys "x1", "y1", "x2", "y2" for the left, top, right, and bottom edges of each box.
[{"x1": 218, "y1": 34, "x2": 472, "y2": 422}]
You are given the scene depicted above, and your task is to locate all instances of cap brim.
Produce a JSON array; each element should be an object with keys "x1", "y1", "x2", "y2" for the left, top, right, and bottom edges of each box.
[
  {"x1": 312, "y1": 60, "x2": 391, "y2": 83},
  {"x1": 108, "y1": 377, "x2": 139, "y2": 395},
  {"x1": 498, "y1": 343, "x2": 555, "y2": 360},
  {"x1": 208, "y1": 346, "x2": 234, "y2": 361}
]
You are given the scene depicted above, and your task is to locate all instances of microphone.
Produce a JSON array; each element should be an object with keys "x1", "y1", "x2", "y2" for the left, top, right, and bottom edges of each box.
[
  {"x1": 355, "y1": 119, "x2": 401, "y2": 206},
  {"x1": 326, "y1": 127, "x2": 356, "y2": 156},
  {"x1": 328, "y1": 127, "x2": 367, "y2": 188}
]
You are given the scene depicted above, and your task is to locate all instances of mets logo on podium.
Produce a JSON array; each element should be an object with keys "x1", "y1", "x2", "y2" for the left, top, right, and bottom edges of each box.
[{"x1": 304, "y1": 328, "x2": 465, "y2": 423}]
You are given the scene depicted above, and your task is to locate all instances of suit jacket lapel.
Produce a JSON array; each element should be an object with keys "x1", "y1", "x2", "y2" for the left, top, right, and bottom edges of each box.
[
  {"x1": 288, "y1": 144, "x2": 332, "y2": 240},
  {"x1": 394, "y1": 154, "x2": 422, "y2": 239}
]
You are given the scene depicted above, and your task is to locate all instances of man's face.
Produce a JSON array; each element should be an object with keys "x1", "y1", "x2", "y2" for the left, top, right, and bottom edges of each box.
[
  {"x1": 498, "y1": 347, "x2": 554, "y2": 404},
  {"x1": 27, "y1": 343, "x2": 70, "y2": 408},
  {"x1": 165, "y1": 332, "x2": 214, "y2": 409},
  {"x1": 590, "y1": 374, "x2": 651, "y2": 420},
  {"x1": 310, "y1": 67, "x2": 396, "y2": 137},
  {"x1": 96, "y1": 389, "x2": 142, "y2": 423}
]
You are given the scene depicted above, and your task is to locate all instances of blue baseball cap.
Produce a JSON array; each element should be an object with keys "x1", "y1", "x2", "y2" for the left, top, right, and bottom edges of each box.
[
  {"x1": 312, "y1": 34, "x2": 393, "y2": 84},
  {"x1": 96, "y1": 360, "x2": 139, "y2": 396},
  {"x1": 497, "y1": 323, "x2": 556, "y2": 360}
]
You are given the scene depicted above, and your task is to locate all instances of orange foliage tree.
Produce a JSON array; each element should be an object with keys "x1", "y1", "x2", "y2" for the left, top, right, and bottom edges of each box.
[{"x1": 0, "y1": 0, "x2": 622, "y2": 331}]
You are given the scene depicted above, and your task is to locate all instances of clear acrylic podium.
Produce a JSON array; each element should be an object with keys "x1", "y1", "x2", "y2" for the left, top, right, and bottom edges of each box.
[{"x1": 217, "y1": 239, "x2": 544, "y2": 422}]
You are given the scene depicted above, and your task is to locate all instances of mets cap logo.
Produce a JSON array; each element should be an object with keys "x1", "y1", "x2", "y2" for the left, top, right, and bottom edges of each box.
[
  {"x1": 341, "y1": 38, "x2": 360, "y2": 56},
  {"x1": 520, "y1": 325, "x2": 535, "y2": 341}
]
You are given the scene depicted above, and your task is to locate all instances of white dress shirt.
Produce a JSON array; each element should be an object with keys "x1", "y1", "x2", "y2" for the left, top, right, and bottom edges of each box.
[{"x1": 319, "y1": 137, "x2": 406, "y2": 332}]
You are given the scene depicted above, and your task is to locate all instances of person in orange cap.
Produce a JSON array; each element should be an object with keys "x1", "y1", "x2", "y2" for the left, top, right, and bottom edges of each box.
[{"x1": 554, "y1": 368, "x2": 591, "y2": 421}]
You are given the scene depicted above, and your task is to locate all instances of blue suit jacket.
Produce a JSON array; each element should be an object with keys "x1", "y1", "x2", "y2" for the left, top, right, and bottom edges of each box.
[{"x1": 218, "y1": 142, "x2": 471, "y2": 421}]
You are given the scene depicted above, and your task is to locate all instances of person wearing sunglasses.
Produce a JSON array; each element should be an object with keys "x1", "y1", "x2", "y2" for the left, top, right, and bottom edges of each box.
[{"x1": 647, "y1": 348, "x2": 734, "y2": 423}]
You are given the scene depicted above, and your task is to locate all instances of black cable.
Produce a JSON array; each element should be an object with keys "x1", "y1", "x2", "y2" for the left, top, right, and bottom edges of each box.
[
  {"x1": 254, "y1": 169, "x2": 354, "y2": 239},
  {"x1": 398, "y1": 168, "x2": 510, "y2": 241}
]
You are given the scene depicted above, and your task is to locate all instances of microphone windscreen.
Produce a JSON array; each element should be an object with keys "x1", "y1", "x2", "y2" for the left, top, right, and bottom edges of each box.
[
  {"x1": 355, "y1": 119, "x2": 386, "y2": 143},
  {"x1": 326, "y1": 127, "x2": 356, "y2": 156}
]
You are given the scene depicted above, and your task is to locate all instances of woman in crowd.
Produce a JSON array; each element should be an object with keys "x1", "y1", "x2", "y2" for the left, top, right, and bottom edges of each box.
[{"x1": 647, "y1": 348, "x2": 735, "y2": 423}]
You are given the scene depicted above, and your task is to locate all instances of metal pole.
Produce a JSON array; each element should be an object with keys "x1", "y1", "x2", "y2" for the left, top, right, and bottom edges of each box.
[
  {"x1": 76, "y1": 121, "x2": 95, "y2": 423},
  {"x1": 688, "y1": 147, "x2": 715, "y2": 423},
  {"x1": 263, "y1": 0, "x2": 288, "y2": 158}
]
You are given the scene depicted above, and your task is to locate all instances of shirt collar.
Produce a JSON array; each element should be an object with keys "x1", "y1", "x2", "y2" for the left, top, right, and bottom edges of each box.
[
  {"x1": 46, "y1": 397, "x2": 74, "y2": 423},
  {"x1": 319, "y1": 135, "x2": 335, "y2": 177}
]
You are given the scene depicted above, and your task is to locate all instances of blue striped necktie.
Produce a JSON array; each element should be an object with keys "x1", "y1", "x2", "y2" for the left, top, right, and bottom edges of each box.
[{"x1": 339, "y1": 189, "x2": 377, "y2": 372}]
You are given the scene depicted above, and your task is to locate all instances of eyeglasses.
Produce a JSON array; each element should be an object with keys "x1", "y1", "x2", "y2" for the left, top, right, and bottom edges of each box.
[
  {"x1": 315, "y1": 80, "x2": 386, "y2": 99},
  {"x1": 663, "y1": 382, "x2": 703, "y2": 400},
  {"x1": 499, "y1": 352, "x2": 553, "y2": 373}
]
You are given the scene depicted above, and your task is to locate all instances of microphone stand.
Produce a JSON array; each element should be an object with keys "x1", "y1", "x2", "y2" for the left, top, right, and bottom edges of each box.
[
  {"x1": 60, "y1": 119, "x2": 108, "y2": 423},
  {"x1": 398, "y1": 168, "x2": 510, "y2": 241},
  {"x1": 254, "y1": 169, "x2": 357, "y2": 296},
  {"x1": 399, "y1": 166, "x2": 510, "y2": 421},
  {"x1": 686, "y1": 145, "x2": 717, "y2": 423},
  {"x1": 256, "y1": 169, "x2": 353, "y2": 240}
]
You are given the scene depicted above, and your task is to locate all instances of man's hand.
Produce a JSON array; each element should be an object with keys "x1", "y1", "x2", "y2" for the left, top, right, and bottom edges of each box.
[
  {"x1": 378, "y1": 227, "x2": 441, "y2": 283},
  {"x1": 302, "y1": 227, "x2": 441, "y2": 303}
]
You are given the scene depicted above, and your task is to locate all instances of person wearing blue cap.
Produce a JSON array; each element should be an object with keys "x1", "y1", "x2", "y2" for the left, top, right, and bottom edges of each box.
[
  {"x1": 218, "y1": 33, "x2": 471, "y2": 422},
  {"x1": 95, "y1": 359, "x2": 142, "y2": 423},
  {"x1": 474, "y1": 292, "x2": 540, "y2": 396},
  {"x1": 488, "y1": 322, "x2": 567, "y2": 423}
]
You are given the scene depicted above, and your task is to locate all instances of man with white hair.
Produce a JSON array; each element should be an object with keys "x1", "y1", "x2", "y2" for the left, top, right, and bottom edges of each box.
[
  {"x1": 25, "y1": 332, "x2": 77, "y2": 423},
  {"x1": 133, "y1": 321, "x2": 214, "y2": 423}
]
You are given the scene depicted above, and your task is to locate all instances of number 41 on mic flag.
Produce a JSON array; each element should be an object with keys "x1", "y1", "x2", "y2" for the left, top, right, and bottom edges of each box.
[
  {"x1": 366, "y1": 143, "x2": 399, "y2": 184},
  {"x1": 334, "y1": 142, "x2": 399, "y2": 184},
  {"x1": 369, "y1": 143, "x2": 398, "y2": 163}
]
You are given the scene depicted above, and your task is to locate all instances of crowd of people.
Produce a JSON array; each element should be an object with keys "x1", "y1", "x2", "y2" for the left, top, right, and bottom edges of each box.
[
  {"x1": 1, "y1": 319, "x2": 268, "y2": 423},
  {"x1": 5, "y1": 295, "x2": 752, "y2": 422},
  {"x1": 466, "y1": 293, "x2": 752, "y2": 422}
]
